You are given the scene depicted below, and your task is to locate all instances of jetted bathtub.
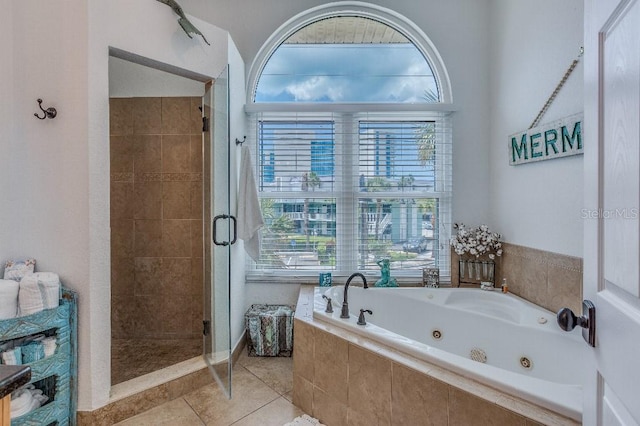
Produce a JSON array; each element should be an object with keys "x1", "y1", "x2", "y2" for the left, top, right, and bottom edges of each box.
[{"x1": 313, "y1": 286, "x2": 584, "y2": 421}]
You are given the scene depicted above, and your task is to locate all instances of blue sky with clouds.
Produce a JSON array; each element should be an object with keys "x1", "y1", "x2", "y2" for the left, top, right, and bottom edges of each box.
[{"x1": 255, "y1": 44, "x2": 438, "y2": 103}]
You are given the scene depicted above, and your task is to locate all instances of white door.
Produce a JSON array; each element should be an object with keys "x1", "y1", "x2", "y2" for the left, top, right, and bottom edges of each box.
[{"x1": 584, "y1": 0, "x2": 640, "y2": 424}]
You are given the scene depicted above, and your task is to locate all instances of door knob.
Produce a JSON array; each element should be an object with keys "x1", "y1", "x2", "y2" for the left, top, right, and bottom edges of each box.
[{"x1": 557, "y1": 300, "x2": 596, "y2": 347}]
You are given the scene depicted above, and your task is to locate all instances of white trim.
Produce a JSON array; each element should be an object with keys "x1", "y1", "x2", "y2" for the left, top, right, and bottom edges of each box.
[
  {"x1": 245, "y1": 102, "x2": 457, "y2": 114},
  {"x1": 246, "y1": 1, "x2": 453, "y2": 105}
]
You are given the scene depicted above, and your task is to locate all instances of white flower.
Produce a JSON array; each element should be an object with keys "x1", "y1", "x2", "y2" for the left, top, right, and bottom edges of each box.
[{"x1": 450, "y1": 223, "x2": 503, "y2": 258}]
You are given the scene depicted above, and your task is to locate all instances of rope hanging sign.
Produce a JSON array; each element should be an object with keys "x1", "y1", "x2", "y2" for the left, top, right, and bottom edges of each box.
[{"x1": 508, "y1": 48, "x2": 584, "y2": 166}]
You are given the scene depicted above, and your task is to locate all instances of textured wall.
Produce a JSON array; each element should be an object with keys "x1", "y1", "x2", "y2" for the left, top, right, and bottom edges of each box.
[{"x1": 110, "y1": 97, "x2": 204, "y2": 341}]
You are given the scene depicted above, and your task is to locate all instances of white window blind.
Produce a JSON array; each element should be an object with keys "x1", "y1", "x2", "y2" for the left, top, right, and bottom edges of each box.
[{"x1": 247, "y1": 110, "x2": 452, "y2": 281}]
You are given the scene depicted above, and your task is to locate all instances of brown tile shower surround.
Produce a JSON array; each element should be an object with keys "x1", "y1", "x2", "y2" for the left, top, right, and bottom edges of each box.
[
  {"x1": 293, "y1": 286, "x2": 579, "y2": 426},
  {"x1": 451, "y1": 242, "x2": 583, "y2": 315},
  {"x1": 109, "y1": 97, "x2": 205, "y2": 384}
]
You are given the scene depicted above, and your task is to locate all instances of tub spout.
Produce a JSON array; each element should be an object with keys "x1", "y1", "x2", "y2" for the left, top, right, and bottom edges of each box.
[{"x1": 341, "y1": 273, "x2": 368, "y2": 319}]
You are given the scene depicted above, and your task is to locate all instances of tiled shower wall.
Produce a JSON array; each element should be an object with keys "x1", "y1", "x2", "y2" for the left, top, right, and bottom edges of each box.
[
  {"x1": 451, "y1": 242, "x2": 582, "y2": 315},
  {"x1": 110, "y1": 97, "x2": 204, "y2": 340}
]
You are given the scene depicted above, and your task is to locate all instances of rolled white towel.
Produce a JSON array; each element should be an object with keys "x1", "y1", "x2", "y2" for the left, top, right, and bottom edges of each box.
[
  {"x1": 18, "y1": 275, "x2": 43, "y2": 316},
  {"x1": 1, "y1": 347, "x2": 22, "y2": 365},
  {"x1": 10, "y1": 388, "x2": 33, "y2": 418},
  {"x1": 10, "y1": 385, "x2": 47, "y2": 418},
  {"x1": 30, "y1": 335, "x2": 56, "y2": 357},
  {"x1": 33, "y1": 272, "x2": 60, "y2": 310},
  {"x1": 0, "y1": 279, "x2": 19, "y2": 319},
  {"x1": 30, "y1": 387, "x2": 48, "y2": 406},
  {"x1": 42, "y1": 337, "x2": 57, "y2": 357},
  {"x1": 18, "y1": 272, "x2": 60, "y2": 316}
]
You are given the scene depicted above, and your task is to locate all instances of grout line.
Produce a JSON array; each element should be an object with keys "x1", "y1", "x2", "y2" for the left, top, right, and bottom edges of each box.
[
  {"x1": 241, "y1": 361, "x2": 292, "y2": 397},
  {"x1": 181, "y1": 396, "x2": 208, "y2": 426},
  {"x1": 226, "y1": 361, "x2": 296, "y2": 424},
  {"x1": 228, "y1": 395, "x2": 282, "y2": 426}
]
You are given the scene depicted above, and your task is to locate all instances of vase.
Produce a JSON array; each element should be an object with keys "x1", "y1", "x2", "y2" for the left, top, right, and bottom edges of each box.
[{"x1": 459, "y1": 259, "x2": 467, "y2": 279}]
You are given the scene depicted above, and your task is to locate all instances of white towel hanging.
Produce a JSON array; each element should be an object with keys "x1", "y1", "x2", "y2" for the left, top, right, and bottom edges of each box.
[{"x1": 237, "y1": 145, "x2": 264, "y2": 261}]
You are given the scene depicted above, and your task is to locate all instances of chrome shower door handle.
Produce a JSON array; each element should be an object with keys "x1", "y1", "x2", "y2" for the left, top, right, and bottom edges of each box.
[{"x1": 557, "y1": 300, "x2": 596, "y2": 347}]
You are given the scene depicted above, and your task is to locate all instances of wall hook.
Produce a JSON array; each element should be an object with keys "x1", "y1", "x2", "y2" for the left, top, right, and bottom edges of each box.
[
  {"x1": 34, "y1": 99, "x2": 57, "y2": 120},
  {"x1": 235, "y1": 136, "x2": 246, "y2": 146}
]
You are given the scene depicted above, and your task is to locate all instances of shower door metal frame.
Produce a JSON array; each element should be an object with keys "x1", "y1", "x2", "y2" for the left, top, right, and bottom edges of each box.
[{"x1": 202, "y1": 65, "x2": 233, "y2": 398}]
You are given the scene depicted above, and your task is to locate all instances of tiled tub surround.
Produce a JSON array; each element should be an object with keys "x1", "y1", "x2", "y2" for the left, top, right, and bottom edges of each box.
[
  {"x1": 498, "y1": 242, "x2": 583, "y2": 316},
  {"x1": 451, "y1": 242, "x2": 583, "y2": 315},
  {"x1": 294, "y1": 286, "x2": 580, "y2": 426},
  {"x1": 110, "y1": 97, "x2": 205, "y2": 382}
]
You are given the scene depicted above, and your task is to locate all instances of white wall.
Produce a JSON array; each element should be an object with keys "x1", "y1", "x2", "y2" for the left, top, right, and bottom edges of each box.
[
  {"x1": 0, "y1": 0, "x2": 14, "y2": 257},
  {"x1": 228, "y1": 36, "x2": 249, "y2": 346},
  {"x1": 3, "y1": 0, "x2": 90, "y2": 276},
  {"x1": 488, "y1": 0, "x2": 584, "y2": 257},
  {"x1": 108, "y1": 57, "x2": 205, "y2": 97},
  {"x1": 182, "y1": 0, "x2": 494, "y2": 304},
  {"x1": 2, "y1": 0, "x2": 92, "y2": 407}
]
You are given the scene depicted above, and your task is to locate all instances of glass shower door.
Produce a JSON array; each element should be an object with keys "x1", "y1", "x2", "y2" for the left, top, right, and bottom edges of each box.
[{"x1": 203, "y1": 65, "x2": 232, "y2": 397}]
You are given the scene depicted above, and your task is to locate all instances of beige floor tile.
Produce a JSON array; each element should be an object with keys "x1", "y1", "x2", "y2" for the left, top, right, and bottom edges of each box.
[
  {"x1": 184, "y1": 365, "x2": 280, "y2": 425},
  {"x1": 113, "y1": 398, "x2": 205, "y2": 426},
  {"x1": 230, "y1": 397, "x2": 304, "y2": 426},
  {"x1": 238, "y1": 351, "x2": 294, "y2": 395}
]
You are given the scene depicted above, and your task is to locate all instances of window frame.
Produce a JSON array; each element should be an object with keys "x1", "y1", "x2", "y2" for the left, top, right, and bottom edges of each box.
[
  {"x1": 246, "y1": 2, "x2": 453, "y2": 106},
  {"x1": 245, "y1": 107, "x2": 452, "y2": 284},
  {"x1": 244, "y1": 2, "x2": 455, "y2": 283}
]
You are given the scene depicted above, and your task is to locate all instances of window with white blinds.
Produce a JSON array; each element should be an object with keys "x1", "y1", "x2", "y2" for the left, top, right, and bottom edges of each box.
[
  {"x1": 247, "y1": 111, "x2": 452, "y2": 280},
  {"x1": 246, "y1": 11, "x2": 453, "y2": 281}
]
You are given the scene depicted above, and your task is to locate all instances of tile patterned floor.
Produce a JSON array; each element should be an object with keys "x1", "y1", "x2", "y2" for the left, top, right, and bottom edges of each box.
[
  {"x1": 114, "y1": 351, "x2": 304, "y2": 425},
  {"x1": 112, "y1": 338, "x2": 201, "y2": 385}
]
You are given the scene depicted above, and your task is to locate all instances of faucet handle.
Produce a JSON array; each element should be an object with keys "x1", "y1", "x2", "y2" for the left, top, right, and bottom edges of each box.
[
  {"x1": 322, "y1": 295, "x2": 333, "y2": 313},
  {"x1": 357, "y1": 309, "x2": 373, "y2": 325}
]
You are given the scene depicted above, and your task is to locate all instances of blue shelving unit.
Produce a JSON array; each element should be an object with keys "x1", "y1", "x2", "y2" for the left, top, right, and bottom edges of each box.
[{"x1": 0, "y1": 288, "x2": 77, "y2": 426}]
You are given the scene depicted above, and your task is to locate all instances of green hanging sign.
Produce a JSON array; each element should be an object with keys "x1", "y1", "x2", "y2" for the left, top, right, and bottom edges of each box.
[{"x1": 509, "y1": 113, "x2": 583, "y2": 166}]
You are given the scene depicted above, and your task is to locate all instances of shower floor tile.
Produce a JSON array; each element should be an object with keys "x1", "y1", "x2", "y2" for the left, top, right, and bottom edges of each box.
[{"x1": 111, "y1": 338, "x2": 201, "y2": 385}]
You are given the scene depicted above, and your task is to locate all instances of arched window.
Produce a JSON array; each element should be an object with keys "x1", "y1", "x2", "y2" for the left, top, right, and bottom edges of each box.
[
  {"x1": 254, "y1": 16, "x2": 440, "y2": 103},
  {"x1": 246, "y1": 3, "x2": 453, "y2": 282}
]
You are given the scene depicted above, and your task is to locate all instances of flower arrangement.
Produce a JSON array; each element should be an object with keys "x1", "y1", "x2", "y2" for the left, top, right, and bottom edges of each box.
[{"x1": 450, "y1": 223, "x2": 503, "y2": 259}]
